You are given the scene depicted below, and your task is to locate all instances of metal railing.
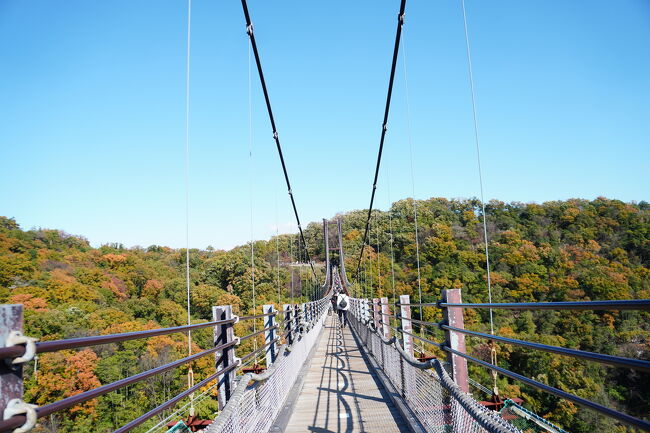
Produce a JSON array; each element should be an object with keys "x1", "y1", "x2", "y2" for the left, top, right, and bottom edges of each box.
[
  {"x1": 350, "y1": 291, "x2": 650, "y2": 432},
  {"x1": 0, "y1": 299, "x2": 329, "y2": 433}
]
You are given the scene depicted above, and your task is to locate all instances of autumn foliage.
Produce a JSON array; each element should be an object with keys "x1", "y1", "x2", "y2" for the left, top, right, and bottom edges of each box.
[{"x1": 1, "y1": 196, "x2": 649, "y2": 432}]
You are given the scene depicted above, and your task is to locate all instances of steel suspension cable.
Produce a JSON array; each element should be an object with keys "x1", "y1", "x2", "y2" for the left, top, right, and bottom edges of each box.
[
  {"x1": 240, "y1": 0, "x2": 318, "y2": 283},
  {"x1": 290, "y1": 230, "x2": 294, "y2": 305},
  {"x1": 387, "y1": 173, "x2": 397, "y2": 307},
  {"x1": 460, "y1": 0, "x2": 498, "y2": 394},
  {"x1": 183, "y1": 0, "x2": 192, "y2": 357},
  {"x1": 182, "y1": 0, "x2": 194, "y2": 414},
  {"x1": 460, "y1": 0, "x2": 493, "y2": 334},
  {"x1": 376, "y1": 216, "x2": 381, "y2": 296},
  {"x1": 276, "y1": 192, "x2": 281, "y2": 305},
  {"x1": 248, "y1": 39, "x2": 258, "y2": 354},
  {"x1": 400, "y1": 33, "x2": 424, "y2": 332},
  {"x1": 355, "y1": 0, "x2": 407, "y2": 280}
]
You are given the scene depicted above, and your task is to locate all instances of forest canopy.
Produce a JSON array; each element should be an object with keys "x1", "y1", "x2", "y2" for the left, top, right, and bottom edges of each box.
[{"x1": 1, "y1": 196, "x2": 648, "y2": 432}]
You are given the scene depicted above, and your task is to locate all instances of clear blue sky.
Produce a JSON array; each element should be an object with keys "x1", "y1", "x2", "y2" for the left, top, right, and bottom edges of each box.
[{"x1": 1, "y1": 1, "x2": 648, "y2": 250}]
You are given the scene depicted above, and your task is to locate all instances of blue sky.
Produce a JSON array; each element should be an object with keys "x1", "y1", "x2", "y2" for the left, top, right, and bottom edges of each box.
[{"x1": 1, "y1": 0, "x2": 648, "y2": 250}]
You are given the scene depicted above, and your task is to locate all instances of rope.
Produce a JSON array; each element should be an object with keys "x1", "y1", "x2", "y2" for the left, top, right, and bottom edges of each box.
[
  {"x1": 240, "y1": 0, "x2": 319, "y2": 284},
  {"x1": 460, "y1": 0, "x2": 497, "y2": 394},
  {"x1": 355, "y1": 0, "x2": 407, "y2": 280}
]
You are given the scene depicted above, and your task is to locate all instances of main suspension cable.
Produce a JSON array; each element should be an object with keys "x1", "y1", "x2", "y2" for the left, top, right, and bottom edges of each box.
[
  {"x1": 240, "y1": 0, "x2": 319, "y2": 283},
  {"x1": 356, "y1": 0, "x2": 407, "y2": 280}
]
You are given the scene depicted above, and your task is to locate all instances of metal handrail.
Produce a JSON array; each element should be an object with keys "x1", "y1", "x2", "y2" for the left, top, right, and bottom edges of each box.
[
  {"x1": 442, "y1": 346, "x2": 650, "y2": 431},
  {"x1": 0, "y1": 318, "x2": 238, "y2": 360},
  {"x1": 0, "y1": 294, "x2": 328, "y2": 432},
  {"x1": 397, "y1": 300, "x2": 650, "y2": 311},
  {"x1": 441, "y1": 324, "x2": 650, "y2": 372},
  {"x1": 239, "y1": 312, "x2": 276, "y2": 321},
  {"x1": 0, "y1": 340, "x2": 238, "y2": 432},
  {"x1": 389, "y1": 325, "x2": 442, "y2": 348},
  {"x1": 239, "y1": 325, "x2": 278, "y2": 343},
  {"x1": 113, "y1": 362, "x2": 239, "y2": 433},
  {"x1": 351, "y1": 294, "x2": 650, "y2": 431},
  {"x1": 239, "y1": 338, "x2": 280, "y2": 366}
]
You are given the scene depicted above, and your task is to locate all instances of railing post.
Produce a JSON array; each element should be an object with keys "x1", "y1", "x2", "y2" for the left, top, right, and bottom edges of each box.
[
  {"x1": 283, "y1": 304, "x2": 293, "y2": 345},
  {"x1": 399, "y1": 295, "x2": 414, "y2": 357},
  {"x1": 398, "y1": 295, "x2": 414, "y2": 398},
  {"x1": 380, "y1": 297, "x2": 390, "y2": 338},
  {"x1": 263, "y1": 305, "x2": 277, "y2": 366},
  {"x1": 1, "y1": 305, "x2": 24, "y2": 417},
  {"x1": 293, "y1": 304, "x2": 300, "y2": 336},
  {"x1": 213, "y1": 305, "x2": 236, "y2": 410},
  {"x1": 301, "y1": 303, "x2": 307, "y2": 332},
  {"x1": 307, "y1": 302, "x2": 314, "y2": 325},
  {"x1": 372, "y1": 298, "x2": 380, "y2": 330},
  {"x1": 364, "y1": 298, "x2": 371, "y2": 324},
  {"x1": 442, "y1": 289, "x2": 469, "y2": 393}
]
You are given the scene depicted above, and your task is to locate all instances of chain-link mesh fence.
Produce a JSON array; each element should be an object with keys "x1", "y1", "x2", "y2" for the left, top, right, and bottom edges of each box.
[
  {"x1": 206, "y1": 304, "x2": 326, "y2": 433},
  {"x1": 348, "y1": 304, "x2": 522, "y2": 433}
]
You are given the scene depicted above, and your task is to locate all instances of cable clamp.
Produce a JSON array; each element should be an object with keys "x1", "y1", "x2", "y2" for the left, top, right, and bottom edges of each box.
[
  {"x1": 382, "y1": 123, "x2": 388, "y2": 132},
  {"x1": 273, "y1": 131, "x2": 278, "y2": 140},
  {"x1": 399, "y1": 13, "x2": 405, "y2": 24},
  {"x1": 4, "y1": 331, "x2": 37, "y2": 365},
  {"x1": 233, "y1": 336, "x2": 241, "y2": 346},
  {"x1": 246, "y1": 24, "x2": 254, "y2": 36},
  {"x1": 234, "y1": 356, "x2": 242, "y2": 367},
  {"x1": 3, "y1": 399, "x2": 38, "y2": 433},
  {"x1": 232, "y1": 315, "x2": 240, "y2": 325}
]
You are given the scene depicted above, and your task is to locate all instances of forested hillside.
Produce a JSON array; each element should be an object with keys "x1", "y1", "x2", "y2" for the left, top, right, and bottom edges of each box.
[{"x1": 1, "y1": 196, "x2": 648, "y2": 432}]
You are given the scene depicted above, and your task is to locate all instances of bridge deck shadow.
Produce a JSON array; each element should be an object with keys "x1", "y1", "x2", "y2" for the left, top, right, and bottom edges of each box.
[{"x1": 284, "y1": 315, "x2": 410, "y2": 433}]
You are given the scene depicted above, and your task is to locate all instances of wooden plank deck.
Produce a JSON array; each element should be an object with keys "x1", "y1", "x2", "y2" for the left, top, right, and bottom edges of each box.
[{"x1": 284, "y1": 314, "x2": 410, "y2": 433}]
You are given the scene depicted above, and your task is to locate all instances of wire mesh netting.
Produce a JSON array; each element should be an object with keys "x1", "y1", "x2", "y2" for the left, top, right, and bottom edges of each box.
[
  {"x1": 348, "y1": 303, "x2": 522, "y2": 433},
  {"x1": 206, "y1": 307, "x2": 326, "y2": 433}
]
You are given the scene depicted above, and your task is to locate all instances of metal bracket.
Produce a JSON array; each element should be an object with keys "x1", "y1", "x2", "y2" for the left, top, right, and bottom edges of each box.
[
  {"x1": 4, "y1": 331, "x2": 37, "y2": 365},
  {"x1": 3, "y1": 399, "x2": 38, "y2": 433}
]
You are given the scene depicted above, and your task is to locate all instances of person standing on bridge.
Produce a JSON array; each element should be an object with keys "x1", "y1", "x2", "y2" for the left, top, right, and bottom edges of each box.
[{"x1": 336, "y1": 290, "x2": 350, "y2": 328}]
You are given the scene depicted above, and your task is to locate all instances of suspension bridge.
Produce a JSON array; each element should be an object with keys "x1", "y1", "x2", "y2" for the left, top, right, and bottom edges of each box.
[{"x1": 1, "y1": 0, "x2": 649, "y2": 432}]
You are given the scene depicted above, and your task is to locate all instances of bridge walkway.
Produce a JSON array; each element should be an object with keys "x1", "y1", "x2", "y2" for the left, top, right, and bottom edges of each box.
[{"x1": 283, "y1": 314, "x2": 410, "y2": 433}]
